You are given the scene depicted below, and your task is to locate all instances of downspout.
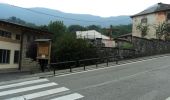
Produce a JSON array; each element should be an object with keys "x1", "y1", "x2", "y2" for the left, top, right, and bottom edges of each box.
[{"x1": 19, "y1": 32, "x2": 24, "y2": 70}]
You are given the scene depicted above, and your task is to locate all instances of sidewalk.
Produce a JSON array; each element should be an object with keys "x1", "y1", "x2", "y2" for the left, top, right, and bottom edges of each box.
[{"x1": 0, "y1": 53, "x2": 170, "y2": 83}]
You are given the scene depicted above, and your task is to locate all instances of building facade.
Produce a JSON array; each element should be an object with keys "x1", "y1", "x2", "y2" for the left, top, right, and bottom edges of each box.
[
  {"x1": 0, "y1": 20, "x2": 52, "y2": 70},
  {"x1": 131, "y1": 3, "x2": 170, "y2": 39}
]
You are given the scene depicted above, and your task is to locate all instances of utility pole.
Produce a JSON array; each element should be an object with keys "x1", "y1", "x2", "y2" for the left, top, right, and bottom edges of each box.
[{"x1": 109, "y1": 25, "x2": 113, "y2": 40}]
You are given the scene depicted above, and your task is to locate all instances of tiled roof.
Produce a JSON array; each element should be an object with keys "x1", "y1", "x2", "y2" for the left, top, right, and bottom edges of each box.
[{"x1": 131, "y1": 3, "x2": 170, "y2": 18}]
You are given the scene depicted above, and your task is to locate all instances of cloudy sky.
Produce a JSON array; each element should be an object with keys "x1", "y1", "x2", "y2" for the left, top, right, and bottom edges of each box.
[{"x1": 0, "y1": 0, "x2": 170, "y2": 17}]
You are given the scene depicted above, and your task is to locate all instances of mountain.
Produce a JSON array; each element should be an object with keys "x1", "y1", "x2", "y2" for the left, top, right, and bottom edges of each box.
[{"x1": 0, "y1": 3, "x2": 131, "y2": 27}]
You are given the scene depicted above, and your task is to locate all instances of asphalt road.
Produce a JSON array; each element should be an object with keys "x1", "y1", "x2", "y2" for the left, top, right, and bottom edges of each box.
[
  {"x1": 49, "y1": 55, "x2": 170, "y2": 100},
  {"x1": 1, "y1": 55, "x2": 170, "y2": 100}
]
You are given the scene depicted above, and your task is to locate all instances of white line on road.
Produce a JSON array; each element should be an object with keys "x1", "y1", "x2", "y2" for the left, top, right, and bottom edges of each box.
[
  {"x1": 51, "y1": 93, "x2": 84, "y2": 100},
  {"x1": 0, "y1": 79, "x2": 49, "y2": 90},
  {"x1": 6, "y1": 87, "x2": 69, "y2": 100},
  {"x1": 0, "y1": 82, "x2": 57, "y2": 96},
  {"x1": 55, "y1": 55, "x2": 170, "y2": 78}
]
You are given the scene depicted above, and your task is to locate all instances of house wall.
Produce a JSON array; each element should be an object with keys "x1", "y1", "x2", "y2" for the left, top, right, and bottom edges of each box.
[
  {"x1": 0, "y1": 41, "x2": 20, "y2": 69},
  {"x1": 102, "y1": 39, "x2": 115, "y2": 47},
  {"x1": 0, "y1": 26, "x2": 21, "y2": 69},
  {"x1": 132, "y1": 11, "x2": 167, "y2": 39},
  {"x1": 0, "y1": 22, "x2": 52, "y2": 71}
]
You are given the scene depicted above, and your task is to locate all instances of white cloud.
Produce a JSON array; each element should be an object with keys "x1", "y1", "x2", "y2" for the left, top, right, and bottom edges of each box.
[{"x1": 0, "y1": 0, "x2": 170, "y2": 17}]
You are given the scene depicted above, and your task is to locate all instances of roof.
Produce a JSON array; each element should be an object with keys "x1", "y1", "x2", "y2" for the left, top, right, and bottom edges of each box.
[
  {"x1": 0, "y1": 20, "x2": 53, "y2": 35},
  {"x1": 131, "y1": 3, "x2": 170, "y2": 18},
  {"x1": 114, "y1": 38, "x2": 131, "y2": 43},
  {"x1": 115, "y1": 33, "x2": 132, "y2": 39},
  {"x1": 35, "y1": 39, "x2": 51, "y2": 42},
  {"x1": 76, "y1": 30, "x2": 110, "y2": 40}
]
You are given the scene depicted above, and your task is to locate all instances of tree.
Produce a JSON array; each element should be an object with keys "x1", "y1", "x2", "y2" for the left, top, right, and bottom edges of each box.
[
  {"x1": 38, "y1": 25, "x2": 49, "y2": 31},
  {"x1": 102, "y1": 24, "x2": 132, "y2": 38},
  {"x1": 52, "y1": 33, "x2": 97, "y2": 62},
  {"x1": 86, "y1": 25, "x2": 102, "y2": 32},
  {"x1": 6, "y1": 16, "x2": 37, "y2": 28},
  {"x1": 68, "y1": 25, "x2": 86, "y2": 33},
  {"x1": 48, "y1": 21, "x2": 67, "y2": 40},
  {"x1": 136, "y1": 23, "x2": 149, "y2": 37},
  {"x1": 154, "y1": 22, "x2": 170, "y2": 40}
]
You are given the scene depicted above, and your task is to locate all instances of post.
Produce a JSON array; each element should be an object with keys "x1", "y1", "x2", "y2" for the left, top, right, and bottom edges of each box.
[
  {"x1": 70, "y1": 66, "x2": 72, "y2": 72},
  {"x1": 84, "y1": 64, "x2": 86, "y2": 71},
  {"x1": 53, "y1": 66, "x2": 55, "y2": 76},
  {"x1": 116, "y1": 58, "x2": 118, "y2": 64},
  {"x1": 106, "y1": 58, "x2": 109, "y2": 67},
  {"x1": 96, "y1": 59, "x2": 98, "y2": 68},
  {"x1": 19, "y1": 32, "x2": 24, "y2": 70}
]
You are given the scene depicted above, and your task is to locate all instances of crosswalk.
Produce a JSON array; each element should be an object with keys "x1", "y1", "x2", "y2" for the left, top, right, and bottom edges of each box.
[{"x1": 0, "y1": 78, "x2": 84, "y2": 100}]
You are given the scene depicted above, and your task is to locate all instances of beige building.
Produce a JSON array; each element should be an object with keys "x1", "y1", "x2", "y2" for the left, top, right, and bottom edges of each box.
[
  {"x1": 131, "y1": 3, "x2": 170, "y2": 39},
  {"x1": 0, "y1": 20, "x2": 52, "y2": 70}
]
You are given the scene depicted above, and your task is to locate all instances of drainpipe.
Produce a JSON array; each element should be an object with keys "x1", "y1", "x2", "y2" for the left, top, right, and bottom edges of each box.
[{"x1": 19, "y1": 32, "x2": 24, "y2": 70}]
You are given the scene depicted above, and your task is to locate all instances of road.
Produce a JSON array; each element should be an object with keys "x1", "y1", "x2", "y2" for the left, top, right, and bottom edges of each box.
[{"x1": 1, "y1": 55, "x2": 170, "y2": 100}]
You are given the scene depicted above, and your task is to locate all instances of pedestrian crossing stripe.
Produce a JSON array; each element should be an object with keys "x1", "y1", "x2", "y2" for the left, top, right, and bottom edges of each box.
[
  {"x1": 0, "y1": 82, "x2": 57, "y2": 96},
  {"x1": 51, "y1": 93, "x2": 84, "y2": 100},
  {"x1": 0, "y1": 78, "x2": 84, "y2": 100},
  {"x1": 0, "y1": 79, "x2": 49, "y2": 90},
  {"x1": 6, "y1": 87, "x2": 69, "y2": 100}
]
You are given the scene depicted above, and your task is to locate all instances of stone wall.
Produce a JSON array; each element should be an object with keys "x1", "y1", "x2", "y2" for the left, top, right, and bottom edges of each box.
[{"x1": 132, "y1": 36, "x2": 170, "y2": 57}]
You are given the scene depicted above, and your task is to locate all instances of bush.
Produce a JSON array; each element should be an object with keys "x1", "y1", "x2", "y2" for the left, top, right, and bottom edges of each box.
[
  {"x1": 119, "y1": 42, "x2": 133, "y2": 49},
  {"x1": 51, "y1": 33, "x2": 97, "y2": 62}
]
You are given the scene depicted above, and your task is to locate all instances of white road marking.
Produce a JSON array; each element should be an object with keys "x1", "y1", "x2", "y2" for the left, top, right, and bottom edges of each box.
[
  {"x1": 0, "y1": 79, "x2": 49, "y2": 90},
  {"x1": 6, "y1": 87, "x2": 69, "y2": 100},
  {"x1": 55, "y1": 55, "x2": 170, "y2": 78},
  {"x1": 0, "y1": 82, "x2": 57, "y2": 96},
  {"x1": 51, "y1": 93, "x2": 84, "y2": 100}
]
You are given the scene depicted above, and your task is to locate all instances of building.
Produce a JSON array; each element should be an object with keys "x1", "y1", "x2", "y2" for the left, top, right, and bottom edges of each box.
[
  {"x1": 76, "y1": 30, "x2": 115, "y2": 47},
  {"x1": 131, "y1": 3, "x2": 170, "y2": 39},
  {"x1": 0, "y1": 20, "x2": 52, "y2": 70}
]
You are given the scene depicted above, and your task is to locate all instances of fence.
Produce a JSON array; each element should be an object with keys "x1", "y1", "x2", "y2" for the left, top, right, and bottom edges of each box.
[
  {"x1": 49, "y1": 48, "x2": 135, "y2": 75},
  {"x1": 49, "y1": 36, "x2": 170, "y2": 75}
]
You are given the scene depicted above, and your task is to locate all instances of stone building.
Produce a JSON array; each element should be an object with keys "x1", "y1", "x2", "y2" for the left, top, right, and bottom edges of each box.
[
  {"x1": 131, "y1": 3, "x2": 170, "y2": 39},
  {"x1": 0, "y1": 20, "x2": 52, "y2": 71}
]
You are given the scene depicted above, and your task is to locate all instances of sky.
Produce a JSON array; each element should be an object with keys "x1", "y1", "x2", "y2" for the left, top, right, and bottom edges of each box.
[{"x1": 0, "y1": 0, "x2": 170, "y2": 17}]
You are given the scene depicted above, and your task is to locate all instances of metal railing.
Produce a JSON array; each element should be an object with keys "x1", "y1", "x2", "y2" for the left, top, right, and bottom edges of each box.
[{"x1": 49, "y1": 56, "x2": 120, "y2": 76}]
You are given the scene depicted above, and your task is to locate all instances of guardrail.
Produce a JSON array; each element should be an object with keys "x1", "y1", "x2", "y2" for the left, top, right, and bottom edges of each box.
[{"x1": 49, "y1": 56, "x2": 120, "y2": 76}]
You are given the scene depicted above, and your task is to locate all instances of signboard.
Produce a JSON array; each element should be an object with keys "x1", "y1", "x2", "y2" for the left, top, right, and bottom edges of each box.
[{"x1": 38, "y1": 43, "x2": 49, "y2": 58}]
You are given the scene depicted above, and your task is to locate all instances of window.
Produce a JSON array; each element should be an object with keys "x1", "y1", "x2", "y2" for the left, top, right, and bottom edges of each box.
[
  {"x1": 167, "y1": 13, "x2": 170, "y2": 20},
  {"x1": 0, "y1": 49, "x2": 10, "y2": 64},
  {"x1": 0, "y1": 30, "x2": 11, "y2": 38},
  {"x1": 141, "y1": 18, "x2": 147, "y2": 23},
  {"x1": 14, "y1": 50, "x2": 20, "y2": 64},
  {"x1": 15, "y1": 34, "x2": 21, "y2": 40}
]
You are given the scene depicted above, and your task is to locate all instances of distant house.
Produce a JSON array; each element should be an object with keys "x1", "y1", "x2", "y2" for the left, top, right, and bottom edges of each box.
[
  {"x1": 131, "y1": 3, "x2": 170, "y2": 39},
  {"x1": 0, "y1": 20, "x2": 52, "y2": 70},
  {"x1": 76, "y1": 30, "x2": 115, "y2": 47}
]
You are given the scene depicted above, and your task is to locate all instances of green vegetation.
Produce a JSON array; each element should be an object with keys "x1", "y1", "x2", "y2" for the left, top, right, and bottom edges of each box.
[
  {"x1": 5, "y1": 16, "x2": 37, "y2": 28},
  {"x1": 136, "y1": 23, "x2": 149, "y2": 37},
  {"x1": 109, "y1": 24, "x2": 132, "y2": 38},
  {"x1": 52, "y1": 33, "x2": 97, "y2": 62},
  {"x1": 154, "y1": 22, "x2": 170, "y2": 40},
  {"x1": 119, "y1": 42, "x2": 133, "y2": 49}
]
